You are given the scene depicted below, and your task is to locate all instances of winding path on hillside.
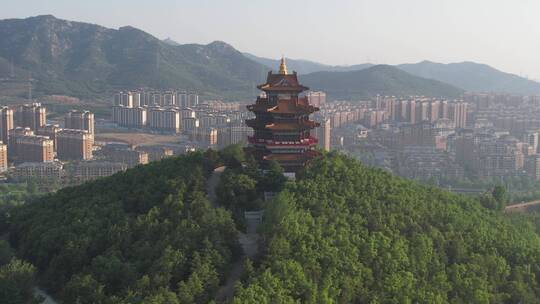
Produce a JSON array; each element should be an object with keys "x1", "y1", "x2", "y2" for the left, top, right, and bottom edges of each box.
[{"x1": 207, "y1": 166, "x2": 259, "y2": 302}]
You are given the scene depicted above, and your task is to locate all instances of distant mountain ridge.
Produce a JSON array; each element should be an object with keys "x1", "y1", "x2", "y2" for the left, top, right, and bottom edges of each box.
[
  {"x1": 397, "y1": 61, "x2": 540, "y2": 95},
  {"x1": 162, "y1": 37, "x2": 180, "y2": 46},
  {"x1": 243, "y1": 52, "x2": 374, "y2": 74},
  {"x1": 247, "y1": 54, "x2": 540, "y2": 95},
  {"x1": 0, "y1": 15, "x2": 269, "y2": 99},
  {"x1": 301, "y1": 65, "x2": 464, "y2": 100},
  {"x1": 1, "y1": 15, "x2": 526, "y2": 101}
]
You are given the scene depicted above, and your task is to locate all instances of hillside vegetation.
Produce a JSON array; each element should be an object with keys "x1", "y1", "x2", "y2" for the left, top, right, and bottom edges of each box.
[
  {"x1": 301, "y1": 65, "x2": 464, "y2": 100},
  {"x1": 6, "y1": 152, "x2": 240, "y2": 303},
  {"x1": 3, "y1": 150, "x2": 540, "y2": 303},
  {"x1": 234, "y1": 153, "x2": 540, "y2": 303},
  {"x1": 0, "y1": 15, "x2": 268, "y2": 99}
]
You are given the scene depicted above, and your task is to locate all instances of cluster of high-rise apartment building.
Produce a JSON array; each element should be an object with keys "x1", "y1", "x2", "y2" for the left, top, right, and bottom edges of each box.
[
  {"x1": 0, "y1": 104, "x2": 98, "y2": 181},
  {"x1": 112, "y1": 90, "x2": 200, "y2": 133},
  {"x1": 372, "y1": 96, "x2": 468, "y2": 128},
  {"x1": 114, "y1": 90, "x2": 200, "y2": 108},
  {"x1": 309, "y1": 96, "x2": 468, "y2": 154},
  {"x1": 111, "y1": 90, "x2": 255, "y2": 148},
  {"x1": 333, "y1": 92, "x2": 540, "y2": 185},
  {"x1": 0, "y1": 103, "x2": 172, "y2": 186}
]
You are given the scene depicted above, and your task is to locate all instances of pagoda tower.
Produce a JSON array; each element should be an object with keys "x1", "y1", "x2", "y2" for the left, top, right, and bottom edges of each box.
[{"x1": 246, "y1": 57, "x2": 321, "y2": 173}]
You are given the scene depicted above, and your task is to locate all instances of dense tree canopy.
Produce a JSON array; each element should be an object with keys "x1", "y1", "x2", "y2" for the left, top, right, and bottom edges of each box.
[
  {"x1": 233, "y1": 153, "x2": 540, "y2": 303},
  {"x1": 5, "y1": 152, "x2": 240, "y2": 303},
  {"x1": 4, "y1": 149, "x2": 540, "y2": 303}
]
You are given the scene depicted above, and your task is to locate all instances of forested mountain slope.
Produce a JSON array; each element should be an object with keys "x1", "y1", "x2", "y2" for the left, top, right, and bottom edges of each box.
[
  {"x1": 301, "y1": 65, "x2": 463, "y2": 99},
  {"x1": 6, "y1": 152, "x2": 240, "y2": 303},
  {"x1": 0, "y1": 15, "x2": 269, "y2": 99},
  {"x1": 233, "y1": 153, "x2": 540, "y2": 303}
]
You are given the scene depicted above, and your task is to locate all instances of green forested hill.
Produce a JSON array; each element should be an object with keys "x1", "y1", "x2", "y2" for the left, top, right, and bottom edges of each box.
[
  {"x1": 233, "y1": 153, "x2": 540, "y2": 303},
  {"x1": 301, "y1": 65, "x2": 464, "y2": 100},
  {"x1": 0, "y1": 15, "x2": 269, "y2": 99},
  {"x1": 6, "y1": 152, "x2": 240, "y2": 303},
  {"x1": 3, "y1": 150, "x2": 540, "y2": 303}
]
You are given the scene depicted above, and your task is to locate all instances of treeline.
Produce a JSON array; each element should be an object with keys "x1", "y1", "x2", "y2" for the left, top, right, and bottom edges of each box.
[
  {"x1": 233, "y1": 153, "x2": 540, "y2": 303},
  {"x1": 4, "y1": 152, "x2": 240, "y2": 303}
]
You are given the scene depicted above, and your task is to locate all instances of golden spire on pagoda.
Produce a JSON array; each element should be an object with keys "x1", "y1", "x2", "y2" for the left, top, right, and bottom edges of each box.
[{"x1": 279, "y1": 56, "x2": 288, "y2": 75}]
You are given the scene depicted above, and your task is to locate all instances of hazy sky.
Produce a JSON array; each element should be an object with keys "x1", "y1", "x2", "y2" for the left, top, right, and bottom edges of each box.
[{"x1": 2, "y1": 0, "x2": 540, "y2": 79}]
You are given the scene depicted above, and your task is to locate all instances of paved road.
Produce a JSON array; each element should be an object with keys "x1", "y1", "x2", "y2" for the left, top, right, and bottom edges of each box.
[
  {"x1": 208, "y1": 166, "x2": 260, "y2": 303},
  {"x1": 505, "y1": 200, "x2": 540, "y2": 213}
]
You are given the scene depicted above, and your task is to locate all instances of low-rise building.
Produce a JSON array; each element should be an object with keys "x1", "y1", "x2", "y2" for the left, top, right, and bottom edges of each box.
[
  {"x1": 11, "y1": 161, "x2": 63, "y2": 183},
  {"x1": 135, "y1": 146, "x2": 174, "y2": 162},
  {"x1": 100, "y1": 144, "x2": 149, "y2": 167},
  {"x1": 69, "y1": 161, "x2": 127, "y2": 184}
]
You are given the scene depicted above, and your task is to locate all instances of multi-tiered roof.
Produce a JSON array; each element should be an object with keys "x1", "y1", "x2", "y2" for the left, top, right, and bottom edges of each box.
[{"x1": 245, "y1": 57, "x2": 321, "y2": 173}]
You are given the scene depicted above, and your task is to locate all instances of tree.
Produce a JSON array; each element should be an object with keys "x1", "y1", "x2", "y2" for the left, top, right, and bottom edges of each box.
[
  {"x1": 233, "y1": 153, "x2": 540, "y2": 303},
  {"x1": 7, "y1": 153, "x2": 239, "y2": 303},
  {"x1": 492, "y1": 185, "x2": 508, "y2": 209},
  {"x1": 217, "y1": 170, "x2": 258, "y2": 211},
  {"x1": 25, "y1": 179, "x2": 38, "y2": 195},
  {"x1": 480, "y1": 186, "x2": 507, "y2": 211},
  {"x1": 204, "y1": 148, "x2": 222, "y2": 168},
  {"x1": 63, "y1": 274, "x2": 106, "y2": 304},
  {"x1": 259, "y1": 160, "x2": 287, "y2": 193},
  {"x1": 0, "y1": 240, "x2": 14, "y2": 266},
  {"x1": 219, "y1": 144, "x2": 245, "y2": 168},
  {"x1": 0, "y1": 259, "x2": 41, "y2": 304}
]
